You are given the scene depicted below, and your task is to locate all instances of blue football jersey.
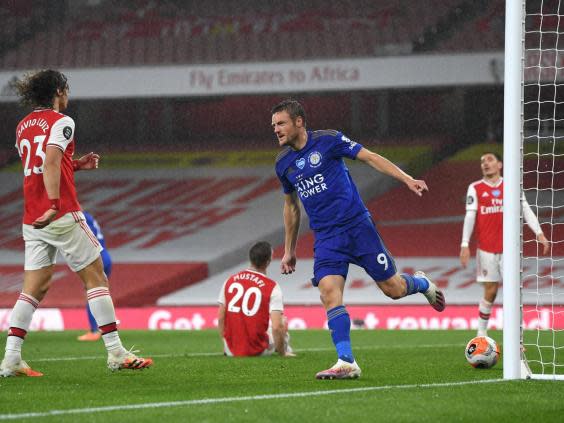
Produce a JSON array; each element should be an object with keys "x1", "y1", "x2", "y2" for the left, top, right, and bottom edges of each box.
[
  {"x1": 83, "y1": 210, "x2": 112, "y2": 274},
  {"x1": 275, "y1": 130, "x2": 369, "y2": 239}
]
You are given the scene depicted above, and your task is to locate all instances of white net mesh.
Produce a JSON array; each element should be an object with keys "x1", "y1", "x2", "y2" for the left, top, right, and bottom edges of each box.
[{"x1": 522, "y1": 0, "x2": 564, "y2": 377}]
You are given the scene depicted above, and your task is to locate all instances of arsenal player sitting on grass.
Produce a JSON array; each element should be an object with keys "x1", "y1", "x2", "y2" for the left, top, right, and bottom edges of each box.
[
  {"x1": 218, "y1": 242, "x2": 295, "y2": 357},
  {"x1": 0, "y1": 70, "x2": 152, "y2": 377}
]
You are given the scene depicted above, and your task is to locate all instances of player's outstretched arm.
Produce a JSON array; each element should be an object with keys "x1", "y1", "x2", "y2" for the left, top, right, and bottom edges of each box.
[
  {"x1": 356, "y1": 148, "x2": 428, "y2": 196},
  {"x1": 33, "y1": 146, "x2": 64, "y2": 228},
  {"x1": 281, "y1": 192, "x2": 300, "y2": 274},
  {"x1": 73, "y1": 152, "x2": 100, "y2": 171}
]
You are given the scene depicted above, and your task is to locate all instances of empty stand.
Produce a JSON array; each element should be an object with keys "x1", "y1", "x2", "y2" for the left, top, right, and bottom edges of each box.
[
  {"x1": 436, "y1": 0, "x2": 504, "y2": 52},
  {"x1": 0, "y1": 0, "x2": 503, "y2": 69}
]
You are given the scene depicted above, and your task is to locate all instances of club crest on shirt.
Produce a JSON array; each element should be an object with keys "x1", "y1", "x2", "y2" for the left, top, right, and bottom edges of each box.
[
  {"x1": 296, "y1": 158, "x2": 306, "y2": 170},
  {"x1": 492, "y1": 189, "x2": 501, "y2": 197},
  {"x1": 308, "y1": 151, "x2": 322, "y2": 168}
]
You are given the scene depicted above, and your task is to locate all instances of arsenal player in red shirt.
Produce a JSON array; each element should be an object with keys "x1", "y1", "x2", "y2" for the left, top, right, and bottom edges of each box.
[
  {"x1": 460, "y1": 152, "x2": 549, "y2": 337},
  {"x1": 0, "y1": 70, "x2": 152, "y2": 377},
  {"x1": 218, "y1": 241, "x2": 294, "y2": 357}
]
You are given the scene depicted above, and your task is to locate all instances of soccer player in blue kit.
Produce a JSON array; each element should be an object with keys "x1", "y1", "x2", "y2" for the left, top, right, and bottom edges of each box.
[
  {"x1": 273, "y1": 100, "x2": 446, "y2": 379},
  {"x1": 77, "y1": 211, "x2": 112, "y2": 341}
]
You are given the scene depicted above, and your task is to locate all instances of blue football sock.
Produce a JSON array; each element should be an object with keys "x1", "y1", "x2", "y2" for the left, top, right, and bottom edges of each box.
[
  {"x1": 402, "y1": 273, "x2": 430, "y2": 296},
  {"x1": 87, "y1": 304, "x2": 98, "y2": 332},
  {"x1": 327, "y1": 305, "x2": 354, "y2": 363}
]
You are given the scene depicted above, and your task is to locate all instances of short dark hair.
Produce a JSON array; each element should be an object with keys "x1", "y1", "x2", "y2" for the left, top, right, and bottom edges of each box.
[
  {"x1": 271, "y1": 99, "x2": 306, "y2": 126},
  {"x1": 14, "y1": 69, "x2": 68, "y2": 108},
  {"x1": 249, "y1": 241, "x2": 272, "y2": 268},
  {"x1": 482, "y1": 151, "x2": 502, "y2": 162}
]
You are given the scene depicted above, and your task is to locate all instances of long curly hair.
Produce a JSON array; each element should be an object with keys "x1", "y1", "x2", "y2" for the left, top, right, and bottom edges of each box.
[{"x1": 14, "y1": 69, "x2": 68, "y2": 108}]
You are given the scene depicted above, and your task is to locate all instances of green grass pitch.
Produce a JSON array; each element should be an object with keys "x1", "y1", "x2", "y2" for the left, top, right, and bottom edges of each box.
[{"x1": 1, "y1": 329, "x2": 563, "y2": 422}]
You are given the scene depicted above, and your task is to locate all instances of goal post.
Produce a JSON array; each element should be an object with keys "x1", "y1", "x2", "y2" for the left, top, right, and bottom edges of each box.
[
  {"x1": 505, "y1": 0, "x2": 564, "y2": 381},
  {"x1": 503, "y1": 0, "x2": 523, "y2": 381}
]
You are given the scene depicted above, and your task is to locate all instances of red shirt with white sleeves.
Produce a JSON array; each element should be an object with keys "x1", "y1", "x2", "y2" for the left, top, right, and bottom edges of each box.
[
  {"x1": 218, "y1": 269, "x2": 284, "y2": 356},
  {"x1": 15, "y1": 109, "x2": 81, "y2": 224},
  {"x1": 466, "y1": 178, "x2": 504, "y2": 253}
]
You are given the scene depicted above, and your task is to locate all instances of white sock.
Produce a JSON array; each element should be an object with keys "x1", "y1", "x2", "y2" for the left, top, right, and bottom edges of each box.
[
  {"x1": 4, "y1": 293, "x2": 39, "y2": 362},
  {"x1": 5, "y1": 337, "x2": 24, "y2": 363},
  {"x1": 87, "y1": 287, "x2": 125, "y2": 355},
  {"x1": 478, "y1": 298, "x2": 493, "y2": 336}
]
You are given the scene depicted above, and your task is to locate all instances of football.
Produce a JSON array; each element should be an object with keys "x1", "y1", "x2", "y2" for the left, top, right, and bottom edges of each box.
[{"x1": 465, "y1": 336, "x2": 500, "y2": 369}]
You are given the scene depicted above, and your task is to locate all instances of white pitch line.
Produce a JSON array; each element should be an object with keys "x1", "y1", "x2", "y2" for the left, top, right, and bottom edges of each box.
[
  {"x1": 30, "y1": 351, "x2": 222, "y2": 362},
  {"x1": 0, "y1": 378, "x2": 505, "y2": 421},
  {"x1": 28, "y1": 343, "x2": 463, "y2": 362}
]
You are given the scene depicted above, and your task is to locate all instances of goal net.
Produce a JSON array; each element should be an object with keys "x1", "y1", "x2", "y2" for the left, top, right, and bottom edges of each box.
[{"x1": 519, "y1": 0, "x2": 564, "y2": 380}]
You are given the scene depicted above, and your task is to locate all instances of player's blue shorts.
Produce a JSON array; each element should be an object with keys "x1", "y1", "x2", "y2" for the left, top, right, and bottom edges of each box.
[{"x1": 312, "y1": 217, "x2": 397, "y2": 286}]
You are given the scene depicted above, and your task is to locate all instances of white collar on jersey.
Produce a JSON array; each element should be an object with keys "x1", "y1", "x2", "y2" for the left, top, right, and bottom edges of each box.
[{"x1": 481, "y1": 176, "x2": 503, "y2": 188}]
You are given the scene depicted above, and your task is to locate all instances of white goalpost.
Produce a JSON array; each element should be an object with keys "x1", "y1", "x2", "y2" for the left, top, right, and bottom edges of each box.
[{"x1": 504, "y1": 0, "x2": 564, "y2": 380}]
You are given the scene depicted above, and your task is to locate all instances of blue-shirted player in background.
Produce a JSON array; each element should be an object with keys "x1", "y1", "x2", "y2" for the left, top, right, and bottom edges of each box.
[
  {"x1": 273, "y1": 100, "x2": 446, "y2": 380},
  {"x1": 77, "y1": 211, "x2": 112, "y2": 341}
]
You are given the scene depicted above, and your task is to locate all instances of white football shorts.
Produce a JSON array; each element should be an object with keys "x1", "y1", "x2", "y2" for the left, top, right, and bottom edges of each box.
[
  {"x1": 476, "y1": 248, "x2": 503, "y2": 283},
  {"x1": 23, "y1": 211, "x2": 102, "y2": 272}
]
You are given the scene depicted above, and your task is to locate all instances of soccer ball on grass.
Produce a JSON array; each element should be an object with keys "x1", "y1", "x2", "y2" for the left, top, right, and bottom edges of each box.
[{"x1": 465, "y1": 336, "x2": 500, "y2": 369}]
